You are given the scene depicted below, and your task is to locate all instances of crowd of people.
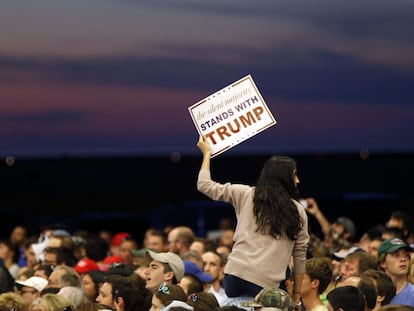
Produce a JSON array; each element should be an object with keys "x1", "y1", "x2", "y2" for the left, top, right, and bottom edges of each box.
[
  {"x1": 0, "y1": 138, "x2": 413, "y2": 311},
  {"x1": 0, "y1": 200, "x2": 414, "y2": 311}
]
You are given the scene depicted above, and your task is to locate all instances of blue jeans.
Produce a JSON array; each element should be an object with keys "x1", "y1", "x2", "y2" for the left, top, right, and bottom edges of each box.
[{"x1": 224, "y1": 274, "x2": 263, "y2": 297}]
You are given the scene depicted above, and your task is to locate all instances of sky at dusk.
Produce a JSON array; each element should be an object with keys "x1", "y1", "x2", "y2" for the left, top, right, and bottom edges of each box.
[{"x1": 1, "y1": 0, "x2": 413, "y2": 158}]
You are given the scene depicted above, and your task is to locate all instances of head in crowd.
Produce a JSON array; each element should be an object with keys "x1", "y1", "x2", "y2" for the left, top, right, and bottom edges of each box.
[
  {"x1": 31, "y1": 293, "x2": 73, "y2": 311},
  {"x1": 143, "y1": 229, "x2": 168, "y2": 253},
  {"x1": 304, "y1": 256, "x2": 333, "y2": 295},
  {"x1": 144, "y1": 250, "x2": 184, "y2": 293},
  {"x1": 327, "y1": 217, "x2": 356, "y2": 249},
  {"x1": 187, "y1": 291, "x2": 219, "y2": 311},
  {"x1": 105, "y1": 263, "x2": 134, "y2": 277},
  {"x1": 190, "y1": 237, "x2": 217, "y2": 256},
  {"x1": 81, "y1": 270, "x2": 105, "y2": 302},
  {"x1": 361, "y1": 269, "x2": 396, "y2": 308},
  {"x1": 337, "y1": 275, "x2": 377, "y2": 311},
  {"x1": 74, "y1": 258, "x2": 100, "y2": 275},
  {"x1": 34, "y1": 264, "x2": 55, "y2": 280},
  {"x1": 201, "y1": 251, "x2": 225, "y2": 285},
  {"x1": 167, "y1": 227, "x2": 195, "y2": 256},
  {"x1": 150, "y1": 282, "x2": 187, "y2": 311},
  {"x1": 44, "y1": 266, "x2": 81, "y2": 295},
  {"x1": 338, "y1": 251, "x2": 378, "y2": 281},
  {"x1": 183, "y1": 260, "x2": 212, "y2": 284},
  {"x1": 378, "y1": 238, "x2": 412, "y2": 272},
  {"x1": 178, "y1": 274, "x2": 203, "y2": 296},
  {"x1": 57, "y1": 286, "x2": 89, "y2": 309},
  {"x1": 15, "y1": 276, "x2": 48, "y2": 306},
  {"x1": 83, "y1": 234, "x2": 109, "y2": 263},
  {"x1": 386, "y1": 210, "x2": 413, "y2": 240},
  {"x1": 179, "y1": 260, "x2": 213, "y2": 295},
  {"x1": 327, "y1": 286, "x2": 365, "y2": 311},
  {"x1": 110, "y1": 233, "x2": 131, "y2": 257},
  {"x1": 0, "y1": 292, "x2": 27, "y2": 311},
  {"x1": 241, "y1": 287, "x2": 294, "y2": 311},
  {"x1": 96, "y1": 273, "x2": 151, "y2": 311},
  {"x1": 181, "y1": 251, "x2": 203, "y2": 270}
]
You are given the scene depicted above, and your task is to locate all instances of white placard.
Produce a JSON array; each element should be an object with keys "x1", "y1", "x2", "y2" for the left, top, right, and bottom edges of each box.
[{"x1": 188, "y1": 74, "x2": 277, "y2": 157}]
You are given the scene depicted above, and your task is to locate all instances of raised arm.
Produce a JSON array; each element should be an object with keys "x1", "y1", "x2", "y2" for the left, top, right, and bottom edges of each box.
[
  {"x1": 197, "y1": 135, "x2": 211, "y2": 171},
  {"x1": 304, "y1": 197, "x2": 331, "y2": 235}
]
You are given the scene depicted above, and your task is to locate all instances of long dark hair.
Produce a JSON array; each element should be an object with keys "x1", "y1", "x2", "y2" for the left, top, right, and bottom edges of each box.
[{"x1": 253, "y1": 156, "x2": 303, "y2": 240}]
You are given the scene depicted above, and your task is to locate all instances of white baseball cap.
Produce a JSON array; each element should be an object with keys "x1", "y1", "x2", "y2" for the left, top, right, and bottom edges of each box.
[
  {"x1": 145, "y1": 250, "x2": 184, "y2": 282},
  {"x1": 15, "y1": 276, "x2": 48, "y2": 292}
]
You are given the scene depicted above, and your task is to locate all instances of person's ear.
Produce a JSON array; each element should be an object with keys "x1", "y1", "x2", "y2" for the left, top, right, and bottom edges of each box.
[
  {"x1": 165, "y1": 271, "x2": 174, "y2": 282},
  {"x1": 311, "y1": 278, "x2": 320, "y2": 290}
]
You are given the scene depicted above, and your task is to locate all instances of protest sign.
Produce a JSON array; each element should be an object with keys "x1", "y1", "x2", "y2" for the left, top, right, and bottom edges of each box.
[{"x1": 188, "y1": 74, "x2": 276, "y2": 157}]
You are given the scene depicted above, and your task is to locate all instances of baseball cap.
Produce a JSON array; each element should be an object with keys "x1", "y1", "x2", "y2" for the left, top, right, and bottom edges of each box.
[
  {"x1": 145, "y1": 250, "x2": 185, "y2": 282},
  {"x1": 378, "y1": 238, "x2": 413, "y2": 256},
  {"x1": 15, "y1": 276, "x2": 48, "y2": 292},
  {"x1": 52, "y1": 229, "x2": 71, "y2": 237},
  {"x1": 183, "y1": 260, "x2": 213, "y2": 283},
  {"x1": 105, "y1": 262, "x2": 133, "y2": 276},
  {"x1": 241, "y1": 287, "x2": 294, "y2": 311},
  {"x1": 333, "y1": 246, "x2": 364, "y2": 260},
  {"x1": 111, "y1": 232, "x2": 130, "y2": 246},
  {"x1": 74, "y1": 258, "x2": 100, "y2": 274},
  {"x1": 130, "y1": 248, "x2": 148, "y2": 258},
  {"x1": 103, "y1": 255, "x2": 124, "y2": 265},
  {"x1": 336, "y1": 217, "x2": 356, "y2": 238},
  {"x1": 101, "y1": 255, "x2": 124, "y2": 272}
]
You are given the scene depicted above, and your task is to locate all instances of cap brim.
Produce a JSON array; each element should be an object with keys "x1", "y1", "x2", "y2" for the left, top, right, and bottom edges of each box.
[
  {"x1": 145, "y1": 249, "x2": 159, "y2": 261},
  {"x1": 240, "y1": 301, "x2": 263, "y2": 308},
  {"x1": 131, "y1": 248, "x2": 148, "y2": 257},
  {"x1": 198, "y1": 273, "x2": 213, "y2": 283},
  {"x1": 14, "y1": 282, "x2": 25, "y2": 289},
  {"x1": 388, "y1": 245, "x2": 413, "y2": 253}
]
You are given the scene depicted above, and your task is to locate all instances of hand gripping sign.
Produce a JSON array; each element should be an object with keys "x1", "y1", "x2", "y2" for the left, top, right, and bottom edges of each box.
[{"x1": 188, "y1": 74, "x2": 277, "y2": 157}]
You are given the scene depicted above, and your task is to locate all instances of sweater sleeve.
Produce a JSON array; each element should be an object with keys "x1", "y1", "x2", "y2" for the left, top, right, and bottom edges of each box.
[
  {"x1": 197, "y1": 168, "x2": 251, "y2": 205},
  {"x1": 292, "y1": 202, "x2": 310, "y2": 274}
]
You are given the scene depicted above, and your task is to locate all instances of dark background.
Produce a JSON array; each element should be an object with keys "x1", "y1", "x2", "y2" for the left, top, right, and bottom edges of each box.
[{"x1": 0, "y1": 152, "x2": 413, "y2": 243}]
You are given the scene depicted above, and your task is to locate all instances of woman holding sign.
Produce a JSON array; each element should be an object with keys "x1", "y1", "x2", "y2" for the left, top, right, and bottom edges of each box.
[{"x1": 196, "y1": 135, "x2": 309, "y2": 307}]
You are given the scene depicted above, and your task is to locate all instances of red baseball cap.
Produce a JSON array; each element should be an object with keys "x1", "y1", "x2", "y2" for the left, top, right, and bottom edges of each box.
[
  {"x1": 103, "y1": 255, "x2": 124, "y2": 265},
  {"x1": 101, "y1": 255, "x2": 125, "y2": 272},
  {"x1": 111, "y1": 232, "x2": 130, "y2": 246},
  {"x1": 74, "y1": 258, "x2": 100, "y2": 274}
]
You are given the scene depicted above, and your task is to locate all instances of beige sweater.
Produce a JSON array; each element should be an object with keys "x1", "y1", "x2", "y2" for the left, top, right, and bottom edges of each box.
[{"x1": 197, "y1": 169, "x2": 309, "y2": 289}]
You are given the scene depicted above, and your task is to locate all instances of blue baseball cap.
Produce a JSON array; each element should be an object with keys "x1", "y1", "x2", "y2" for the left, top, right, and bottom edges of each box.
[{"x1": 183, "y1": 260, "x2": 213, "y2": 283}]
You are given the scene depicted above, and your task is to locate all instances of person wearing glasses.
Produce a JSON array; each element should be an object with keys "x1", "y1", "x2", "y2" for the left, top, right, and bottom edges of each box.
[
  {"x1": 15, "y1": 276, "x2": 48, "y2": 307},
  {"x1": 196, "y1": 136, "x2": 309, "y2": 309}
]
